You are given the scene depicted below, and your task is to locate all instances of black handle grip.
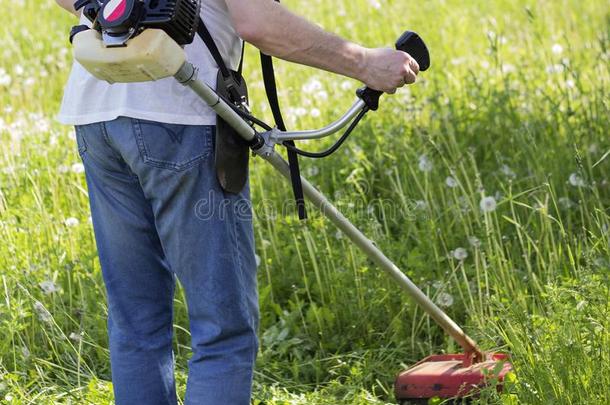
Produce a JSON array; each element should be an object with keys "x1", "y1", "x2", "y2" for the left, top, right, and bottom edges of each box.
[{"x1": 356, "y1": 31, "x2": 430, "y2": 111}]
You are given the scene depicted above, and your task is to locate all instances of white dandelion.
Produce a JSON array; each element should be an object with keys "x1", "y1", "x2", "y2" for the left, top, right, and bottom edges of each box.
[
  {"x1": 452, "y1": 247, "x2": 468, "y2": 261},
  {"x1": 0, "y1": 69, "x2": 12, "y2": 86},
  {"x1": 316, "y1": 91, "x2": 328, "y2": 101},
  {"x1": 309, "y1": 108, "x2": 321, "y2": 118},
  {"x1": 551, "y1": 43, "x2": 563, "y2": 55},
  {"x1": 21, "y1": 346, "x2": 30, "y2": 359},
  {"x1": 39, "y1": 280, "x2": 60, "y2": 295},
  {"x1": 436, "y1": 292, "x2": 454, "y2": 308},
  {"x1": 64, "y1": 217, "x2": 80, "y2": 227},
  {"x1": 479, "y1": 196, "x2": 497, "y2": 213},
  {"x1": 468, "y1": 236, "x2": 481, "y2": 248},
  {"x1": 558, "y1": 197, "x2": 575, "y2": 210},
  {"x1": 445, "y1": 176, "x2": 458, "y2": 188},
  {"x1": 546, "y1": 64, "x2": 564, "y2": 74},
  {"x1": 305, "y1": 165, "x2": 320, "y2": 177},
  {"x1": 71, "y1": 163, "x2": 85, "y2": 174},
  {"x1": 302, "y1": 78, "x2": 323, "y2": 94},
  {"x1": 568, "y1": 173, "x2": 585, "y2": 187},
  {"x1": 500, "y1": 164, "x2": 516, "y2": 179},
  {"x1": 501, "y1": 64, "x2": 516, "y2": 74},
  {"x1": 413, "y1": 200, "x2": 428, "y2": 211},
  {"x1": 69, "y1": 332, "x2": 83, "y2": 342},
  {"x1": 340, "y1": 80, "x2": 353, "y2": 91},
  {"x1": 368, "y1": 0, "x2": 381, "y2": 9},
  {"x1": 418, "y1": 155, "x2": 433, "y2": 173},
  {"x1": 334, "y1": 230, "x2": 343, "y2": 240},
  {"x1": 33, "y1": 301, "x2": 52, "y2": 323}
]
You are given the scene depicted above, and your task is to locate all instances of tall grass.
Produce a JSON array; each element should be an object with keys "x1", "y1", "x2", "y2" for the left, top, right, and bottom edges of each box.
[{"x1": 0, "y1": 0, "x2": 609, "y2": 403}]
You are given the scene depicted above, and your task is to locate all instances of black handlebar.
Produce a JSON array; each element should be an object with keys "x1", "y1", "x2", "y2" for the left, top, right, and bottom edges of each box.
[{"x1": 357, "y1": 31, "x2": 430, "y2": 111}]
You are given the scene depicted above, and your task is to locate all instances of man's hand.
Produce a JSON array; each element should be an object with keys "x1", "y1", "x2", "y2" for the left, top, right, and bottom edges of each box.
[
  {"x1": 361, "y1": 48, "x2": 419, "y2": 93},
  {"x1": 224, "y1": 0, "x2": 418, "y2": 94}
]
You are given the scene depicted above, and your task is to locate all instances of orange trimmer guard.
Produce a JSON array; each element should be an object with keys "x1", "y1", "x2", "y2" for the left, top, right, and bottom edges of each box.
[{"x1": 394, "y1": 353, "x2": 512, "y2": 400}]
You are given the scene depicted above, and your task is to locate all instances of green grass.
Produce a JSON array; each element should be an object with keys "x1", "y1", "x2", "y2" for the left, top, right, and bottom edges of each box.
[{"x1": 1, "y1": 0, "x2": 609, "y2": 403}]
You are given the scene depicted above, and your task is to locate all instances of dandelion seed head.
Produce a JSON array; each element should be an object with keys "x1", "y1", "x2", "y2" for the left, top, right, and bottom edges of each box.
[
  {"x1": 368, "y1": 0, "x2": 381, "y2": 9},
  {"x1": 546, "y1": 64, "x2": 564, "y2": 74},
  {"x1": 551, "y1": 43, "x2": 563, "y2": 55},
  {"x1": 436, "y1": 292, "x2": 454, "y2": 308},
  {"x1": 479, "y1": 196, "x2": 497, "y2": 212},
  {"x1": 39, "y1": 280, "x2": 59, "y2": 294},
  {"x1": 500, "y1": 164, "x2": 516, "y2": 179},
  {"x1": 0, "y1": 69, "x2": 12, "y2": 86},
  {"x1": 414, "y1": 200, "x2": 427, "y2": 211},
  {"x1": 558, "y1": 197, "x2": 575, "y2": 210},
  {"x1": 33, "y1": 301, "x2": 52, "y2": 323},
  {"x1": 468, "y1": 236, "x2": 481, "y2": 248},
  {"x1": 309, "y1": 108, "x2": 321, "y2": 118},
  {"x1": 418, "y1": 155, "x2": 433, "y2": 173},
  {"x1": 452, "y1": 247, "x2": 468, "y2": 261},
  {"x1": 69, "y1": 332, "x2": 83, "y2": 342},
  {"x1": 255, "y1": 254, "x2": 261, "y2": 268},
  {"x1": 445, "y1": 176, "x2": 458, "y2": 188},
  {"x1": 302, "y1": 78, "x2": 323, "y2": 94},
  {"x1": 501, "y1": 64, "x2": 516, "y2": 74},
  {"x1": 305, "y1": 166, "x2": 320, "y2": 177},
  {"x1": 64, "y1": 217, "x2": 80, "y2": 227},
  {"x1": 340, "y1": 80, "x2": 353, "y2": 91},
  {"x1": 71, "y1": 163, "x2": 85, "y2": 174},
  {"x1": 568, "y1": 173, "x2": 585, "y2": 187}
]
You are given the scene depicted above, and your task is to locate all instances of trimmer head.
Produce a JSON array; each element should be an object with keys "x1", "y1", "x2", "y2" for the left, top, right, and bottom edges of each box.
[{"x1": 395, "y1": 353, "x2": 512, "y2": 402}]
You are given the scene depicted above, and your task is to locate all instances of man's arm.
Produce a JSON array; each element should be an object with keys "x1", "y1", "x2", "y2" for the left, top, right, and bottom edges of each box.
[
  {"x1": 55, "y1": 0, "x2": 80, "y2": 17},
  {"x1": 224, "y1": 0, "x2": 419, "y2": 93}
]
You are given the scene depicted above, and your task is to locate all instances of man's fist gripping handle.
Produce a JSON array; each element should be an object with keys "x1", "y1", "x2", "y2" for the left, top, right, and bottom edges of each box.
[{"x1": 357, "y1": 31, "x2": 430, "y2": 111}]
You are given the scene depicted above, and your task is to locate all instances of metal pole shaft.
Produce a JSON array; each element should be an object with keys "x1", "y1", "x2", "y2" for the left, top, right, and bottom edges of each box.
[{"x1": 176, "y1": 63, "x2": 481, "y2": 355}]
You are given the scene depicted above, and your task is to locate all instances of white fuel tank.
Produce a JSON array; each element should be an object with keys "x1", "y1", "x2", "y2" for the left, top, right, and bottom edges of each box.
[{"x1": 73, "y1": 29, "x2": 186, "y2": 83}]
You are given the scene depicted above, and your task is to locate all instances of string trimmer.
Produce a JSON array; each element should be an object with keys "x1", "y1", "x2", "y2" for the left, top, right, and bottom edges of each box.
[{"x1": 67, "y1": 0, "x2": 512, "y2": 402}]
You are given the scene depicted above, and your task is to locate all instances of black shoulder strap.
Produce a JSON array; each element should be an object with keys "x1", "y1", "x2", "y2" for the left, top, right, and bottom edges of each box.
[
  {"x1": 260, "y1": 52, "x2": 307, "y2": 219},
  {"x1": 197, "y1": 17, "x2": 231, "y2": 79},
  {"x1": 259, "y1": 0, "x2": 307, "y2": 220},
  {"x1": 198, "y1": 9, "x2": 306, "y2": 219}
]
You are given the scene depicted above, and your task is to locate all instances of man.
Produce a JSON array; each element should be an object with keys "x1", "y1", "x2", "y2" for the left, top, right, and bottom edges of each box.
[{"x1": 55, "y1": 0, "x2": 419, "y2": 404}]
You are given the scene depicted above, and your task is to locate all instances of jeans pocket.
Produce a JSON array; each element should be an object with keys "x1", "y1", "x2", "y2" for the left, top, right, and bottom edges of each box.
[
  {"x1": 132, "y1": 119, "x2": 213, "y2": 171},
  {"x1": 74, "y1": 126, "x2": 88, "y2": 156}
]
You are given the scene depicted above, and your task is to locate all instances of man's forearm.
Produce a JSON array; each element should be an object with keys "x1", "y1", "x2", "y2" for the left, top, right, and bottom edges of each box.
[{"x1": 226, "y1": 0, "x2": 367, "y2": 82}]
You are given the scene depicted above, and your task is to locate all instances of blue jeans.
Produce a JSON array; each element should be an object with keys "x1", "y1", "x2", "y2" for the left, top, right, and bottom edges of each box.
[{"x1": 75, "y1": 117, "x2": 259, "y2": 405}]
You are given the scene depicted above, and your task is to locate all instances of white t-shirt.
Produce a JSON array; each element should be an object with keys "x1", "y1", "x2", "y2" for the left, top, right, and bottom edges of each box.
[{"x1": 57, "y1": 0, "x2": 242, "y2": 126}]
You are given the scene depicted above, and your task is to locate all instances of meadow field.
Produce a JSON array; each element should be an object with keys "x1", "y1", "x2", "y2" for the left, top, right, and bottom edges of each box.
[{"x1": 0, "y1": 0, "x2": 609, "y2": 403}]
